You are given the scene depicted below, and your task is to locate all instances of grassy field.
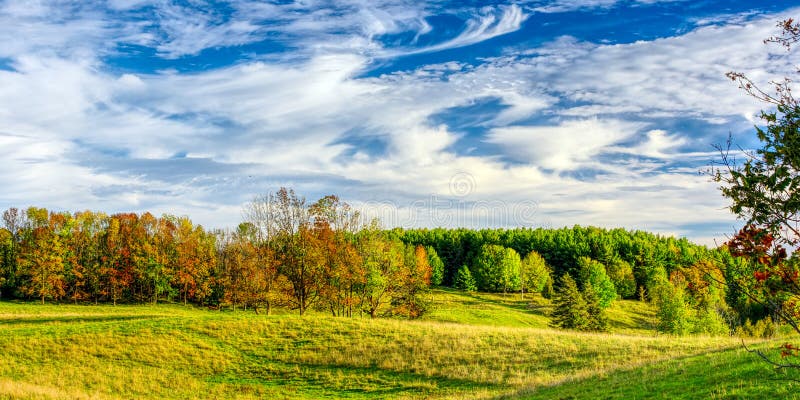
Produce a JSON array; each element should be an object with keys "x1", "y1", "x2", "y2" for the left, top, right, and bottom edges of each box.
[{"x1": 0, "y1": 289, "x2": 795, "y2": 399}]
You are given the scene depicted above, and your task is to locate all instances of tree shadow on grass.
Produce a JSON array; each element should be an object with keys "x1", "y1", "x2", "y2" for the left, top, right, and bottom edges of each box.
[
  {"x1": 605, "y1": 314, "x2": 657, "y2": 333},
  {"x1": 464, "y1": 292, "x2": 549, "y2": 316},
  {"x1": 0, "y1": 315, "x2": 161, "y2": 326},
  {"x1": 209, "y1": 358, "x2": 507, "y2": 398}
]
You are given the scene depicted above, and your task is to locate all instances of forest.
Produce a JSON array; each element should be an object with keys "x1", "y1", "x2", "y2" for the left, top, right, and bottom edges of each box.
[{"x1": 0, "y1": 187, "x2": 778, "y2": 337}]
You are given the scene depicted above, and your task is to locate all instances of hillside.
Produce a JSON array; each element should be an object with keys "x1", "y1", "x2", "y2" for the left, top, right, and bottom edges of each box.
[{"x1": 1, "y1": 290, "x2": 791, "y2": 399}]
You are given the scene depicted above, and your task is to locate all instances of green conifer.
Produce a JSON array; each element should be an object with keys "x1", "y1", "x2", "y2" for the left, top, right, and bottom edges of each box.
[
  {"x1": 454, "y1": 265, "x2": 477, "y2": 292},
  {"x1": 549, "y1": 274, "x2": 590, "y2": 330},
  {"x1": 582, "y1": 282, "x2": 608, "y2": 332}
]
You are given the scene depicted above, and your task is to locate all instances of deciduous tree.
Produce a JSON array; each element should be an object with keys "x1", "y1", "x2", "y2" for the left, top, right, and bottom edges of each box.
[
  {"x1": 716, "y1": 17, "x2": 800, "y2": 368},
  {"x1": 471, "y1": 244, "x2": 521, "y2": 293},
  {"x1": 17, "y1": 209, "x2": 66, "y2": 304},
  {"x1": 577, "y1": 257, "x2": 616, "y2": 308},
  {"x1": 520, "y1": 250, "x2": 550, "y2": 298}
]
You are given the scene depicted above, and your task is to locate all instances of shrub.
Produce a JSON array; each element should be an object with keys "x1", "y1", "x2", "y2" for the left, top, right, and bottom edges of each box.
[
  {"x1": 692, "y1": 306, "x2": 729, "y2": 335},
  {"x1": 736, "y1": 318, "x2": 777, "y2": 339},
  {"x1": 653, "y1": 278, "x2": 692, "y2": 335}
]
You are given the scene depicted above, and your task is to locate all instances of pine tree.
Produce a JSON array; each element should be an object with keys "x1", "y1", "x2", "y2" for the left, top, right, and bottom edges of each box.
[
  {"x1": 550, "y1": 274, "x2": 591, "y2": 330},
  {"x1": 542, "y1": 276, "x2": 554, "y2": 299},
  {"x1": 454, "y1": 265, "x2": 477, "y2": 292},
  {"x1": 582, "y1": 282, "x2": 608, "y2": 332}
]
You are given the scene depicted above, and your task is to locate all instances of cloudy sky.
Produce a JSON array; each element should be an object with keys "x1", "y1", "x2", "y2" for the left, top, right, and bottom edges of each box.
[{"x1": 1, "y1": 0, "x2": 798, "y2": 244}]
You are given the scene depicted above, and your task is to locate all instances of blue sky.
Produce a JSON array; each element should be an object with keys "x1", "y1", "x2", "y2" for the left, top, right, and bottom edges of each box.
[{"x1": 1, "y1": 0, "x2": 798, "y2": 244}]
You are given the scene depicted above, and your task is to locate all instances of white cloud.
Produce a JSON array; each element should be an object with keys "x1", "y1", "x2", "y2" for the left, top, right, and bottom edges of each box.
[
  {"x1": 620, "y1": 129, "x2": 687, "y2": 159},
  {"x1": 530, "y1": 0, "x2": 690, "y2": 13},
  {"x1": 390, "y1": 5, "x2": 528, "y2": 56},
  {"x1": 486, "y1": 119, "x2": 644, "y2": 170},
  {"x1": 152, "y1": 3, "x2": 263, "y2": 58},
  {"x1": 0, "y1": 133, "x2": 128, "y2": 208},
  {"x1": 0, "y1": 1, "x2": 792, "y2": 244},
  {"x1": 517, "y1": 16, "x2": 800, "y2": 120}
]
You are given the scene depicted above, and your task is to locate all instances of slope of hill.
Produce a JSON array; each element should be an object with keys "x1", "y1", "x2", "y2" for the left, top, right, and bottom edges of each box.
[{"x1": 0, "y1": 290, "x2": 786, "y2": 399}]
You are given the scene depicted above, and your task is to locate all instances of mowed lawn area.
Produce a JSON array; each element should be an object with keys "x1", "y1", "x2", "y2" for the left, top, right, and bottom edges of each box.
[{"x1": 0, "y1": 289, "x2": 795, "y2": 399}]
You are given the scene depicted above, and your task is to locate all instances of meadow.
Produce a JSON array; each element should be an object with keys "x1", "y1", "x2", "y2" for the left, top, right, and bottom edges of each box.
[{"x1": 1, "y1": 289, "x2": 794, "y2": 399}]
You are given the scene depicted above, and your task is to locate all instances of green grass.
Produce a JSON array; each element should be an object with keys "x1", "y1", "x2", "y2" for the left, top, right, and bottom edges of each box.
[
  {"x1": 0, "y1": 290, "x2": 793, "y2": 399},
  {"x1": 515, "y1": 342, "x2": 800, "y2": 399},
  {"x1": 422, "y1": 288, "x2": 658, "y2": 334}
]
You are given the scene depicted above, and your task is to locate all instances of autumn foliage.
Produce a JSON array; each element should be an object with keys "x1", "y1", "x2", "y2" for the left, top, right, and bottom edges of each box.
[{"x1": 0, "y1": 189, "x2": 433, "y2": 318}]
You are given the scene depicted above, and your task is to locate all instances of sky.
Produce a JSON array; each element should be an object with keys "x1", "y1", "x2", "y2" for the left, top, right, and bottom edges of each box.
[{"x1": 1, "y1": 0, "x2": 799, "y2": 245}]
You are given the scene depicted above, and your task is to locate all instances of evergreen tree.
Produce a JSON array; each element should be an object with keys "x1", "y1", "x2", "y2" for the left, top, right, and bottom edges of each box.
[
  {"x1": 582, "y1": 282, "x2": 608, "y2": 332},
  {"x1": 550, "y1": 274, "x2": 591, "y2": 330},
  {"x1": 454, "y1": 264, "x2": 477, "y2": 292},
  {"x1": 542, "y1": 275, "x2": 555, "y2": 299}
]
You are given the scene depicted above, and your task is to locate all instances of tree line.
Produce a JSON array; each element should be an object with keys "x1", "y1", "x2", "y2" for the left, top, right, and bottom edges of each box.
[
  {"x1": 0, "y1": 189, "x2": 433, "y2": 318},
  {"x1": 397, "y1": 226, "x2": 772, "y2": 335},
  {"x1": 0, "y1": 189, "x2": 778, "y2": 334}
]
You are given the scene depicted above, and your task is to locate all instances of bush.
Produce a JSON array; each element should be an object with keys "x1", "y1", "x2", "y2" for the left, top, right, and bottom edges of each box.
[
  {"x1": 736, "y1": 318, "x2": 777, "y2": 339},
  {"x1": 692, "y1": 307, "x2": 729, "y2": 335},
  {"x1": 652, "y1": 279, "x2": 692, "y2": 335}
]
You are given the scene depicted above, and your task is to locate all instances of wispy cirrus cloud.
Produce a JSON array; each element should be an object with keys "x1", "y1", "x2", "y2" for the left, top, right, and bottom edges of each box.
[
  {"x1": 0, "y1": 0, "x2": 796, "y2": 244},
  {"x1": 386, "y1": 4, "x2": 527, "y2": 56},
  {"x1": 528, "y1": 0, "x2": 690, "y2": 13}
]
